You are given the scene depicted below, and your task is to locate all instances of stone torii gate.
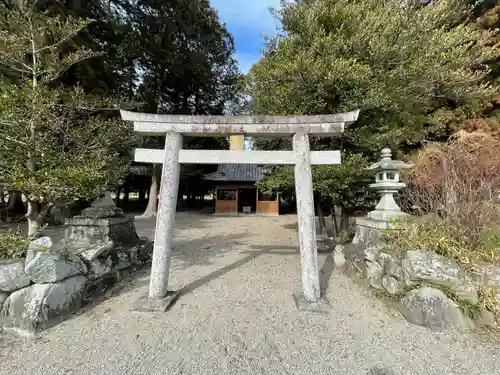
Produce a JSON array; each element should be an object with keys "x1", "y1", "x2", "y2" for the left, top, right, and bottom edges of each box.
[{"x1": 121, "y1": 110, "x2": 360, "y2": 312}]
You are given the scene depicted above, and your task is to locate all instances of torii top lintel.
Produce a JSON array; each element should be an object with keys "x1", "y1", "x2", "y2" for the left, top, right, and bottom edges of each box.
[{"x1": 121, "y1": 109, "x2": 360, "y2": 137}]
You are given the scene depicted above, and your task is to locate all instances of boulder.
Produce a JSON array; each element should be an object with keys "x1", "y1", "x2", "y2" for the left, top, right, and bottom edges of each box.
[
  {"x1": 333, "y1": 245, "x2": 346, "y2": 268},
  {"x1": 342, "y1": 242, "x2": 365, "y2": 262},
  {"x1": 385, "y1": 258, "x2": 404, "y2": 280},
  {"x1": 352, "y1": 221, "x2": 385, "y2": 246},
  {"x1": 28, "y1": 236, "x2": 53, "y2": 252},
  {"x1": 317, "y1": 237, "x2": 335, "y2": 253},
  {"x1": 378, "y1": 252, "x2": 404, "y2": 280},
  {"x1": 138, "y1": 239, "x2": 154, "y2": 261},
  {"x1": 382, "y1": 275, "x2": 403, "y2": 295},
  {"x1": 78, "y1": 241, "x2": 114, "y2": 261},
  {"x1": 0, "y1": 291, "x2": 10, "y2": 310},
  {"x1": 364, "y1": 246, "x2": 379, "y2": 263},
  {"x1": 479, "y1": 264, "x2": 500, "y2": 289},
  {"x1": 88, "y1": 258, "x2": 112, "y2": 279},
  {"x1": 402, "y1": 250, "x2": 478, "y2": 304},
  {"x1": 106, "y1": 248, "x2": 131, "y2": 270},
  {"x1": 366, "y1": 261, "x2": 383, "y2": 289},
  {"x1": 475, "y1": 309, "x2": 496, "y2": 327},
  {"x1": 117, "y1": 249, "x2": 130, "y2": 263},
  {"x1": 129, "y1": 245, "x2": 140, "y2": 262},
  {"x1": 25, "y1": 249, "x2": 87, "y2": 284},
  {"x1": 398, "y1": 287, "x2": 475, "y2": 330},
  {"x1": 114, "y1": 261, "x2": 132, "y2": 271},
  {"x1": 345, "y1": 258, "x2": 367, "y2": 280},
  {"x1": 2, "y1": 275, "x2": 87, "y2": 335},
  {"x1": 0, "y1": 259, "x2": 30, "y2": 292}
]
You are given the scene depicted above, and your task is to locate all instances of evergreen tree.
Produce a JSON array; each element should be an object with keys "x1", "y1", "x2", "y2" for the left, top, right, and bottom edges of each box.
[
  {"x1": 0, "y1": 0, "x2": 132, "y2": 235},
  {"x1": 249, "y1": 0, "x2": 497, "y2": 229}
]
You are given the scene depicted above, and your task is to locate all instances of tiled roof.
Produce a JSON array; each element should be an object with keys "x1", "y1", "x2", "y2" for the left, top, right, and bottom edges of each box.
[{"x1": 204, "y1": 164, "x2": 267, "y2": 182}]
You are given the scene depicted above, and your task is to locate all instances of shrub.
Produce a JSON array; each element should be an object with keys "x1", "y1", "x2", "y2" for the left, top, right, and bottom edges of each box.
[
  {"x1": 384, "y1": 214, "x2": 500, "y2": 267},
  {"x1": 0, "y1": 228, "x2": 29, "y2": 260},
  {"x1": 389, "y1": 131, "x2": 500, "y2": 266}
]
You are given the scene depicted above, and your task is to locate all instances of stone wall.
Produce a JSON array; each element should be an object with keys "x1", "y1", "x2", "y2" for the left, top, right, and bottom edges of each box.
[
  {"x1": 335, "y1": 223, "x2": 499, "y2": 330},
  {"x1": 0, "y1": 235, "x2": 153, "y2": 336}
]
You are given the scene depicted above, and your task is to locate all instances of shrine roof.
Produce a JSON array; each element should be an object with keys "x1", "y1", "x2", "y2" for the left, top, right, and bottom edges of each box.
[{"x1": 203, "y1": 164, "x2": 267, "y2": 182}]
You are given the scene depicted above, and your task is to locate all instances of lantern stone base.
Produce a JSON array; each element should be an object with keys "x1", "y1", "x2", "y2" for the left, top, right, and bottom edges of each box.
[
  {"x1": 367, "y1": 209, "x2": 408, "y2": 223},
  {"x1": 64, "y1": 216, "x2": 139, "y2": 246},
  {"x1": 353, "y1": 216, "x2": 404, "y2": 247}
]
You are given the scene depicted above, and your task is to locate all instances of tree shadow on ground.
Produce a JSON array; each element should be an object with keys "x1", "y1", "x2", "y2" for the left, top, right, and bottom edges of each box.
[
  {"x1": 118, "y1": 212, "x2": 225, "y2": 241},
  {"x1": 177, "y1": 244, "x2": 333, "y2": 300},
  {"x1": 170, "y1": 232, "x2": 251, "y2": 270},
  {"x1": 244, "y1": 244, "x2": 337, "y2": 295},
  {"x1": 75, "y1": 230, "x2": 254, "y2": 316},
  {"x1": 367, "y1": 367, "x2": 395, "y2": 375},
  {"x1": 72, "y1": 241, "x2": 338, "y2": 324}
]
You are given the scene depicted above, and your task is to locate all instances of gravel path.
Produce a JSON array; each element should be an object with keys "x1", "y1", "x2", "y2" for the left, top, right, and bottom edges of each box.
[{"x1": 1, "y1": 213, "x2": 500, "y2": 375}]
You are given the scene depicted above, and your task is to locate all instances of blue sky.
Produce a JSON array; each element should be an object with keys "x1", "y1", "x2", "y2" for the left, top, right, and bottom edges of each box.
[{"x1": 210, "y1": 0, "x2": 282, "y2": 73}]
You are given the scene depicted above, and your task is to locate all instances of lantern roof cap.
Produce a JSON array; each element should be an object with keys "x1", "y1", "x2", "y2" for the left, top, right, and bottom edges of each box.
[{"x1": 366, "y1": 148, "x2": 413, "y2": 172}]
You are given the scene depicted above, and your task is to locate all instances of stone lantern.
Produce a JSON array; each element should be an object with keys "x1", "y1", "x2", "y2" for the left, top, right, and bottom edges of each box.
[
  {"x1": 365, "y1": 148, "x2": 413, "y2": 222},
  {"x1": 351, "y1": 148, "x2": 413, "y2": 246}
]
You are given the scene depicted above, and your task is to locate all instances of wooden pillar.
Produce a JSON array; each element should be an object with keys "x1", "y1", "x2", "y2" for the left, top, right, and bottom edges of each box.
[
  {"x1": 149, "y1": 132, "x2": 182, "y2": 300},
  {"x1": 255, "y1": 188, "x2": 259, "y2": 215},
  {"x1": 235, "y1": 187, "x2": 239, "y2": 215},
  {"x1": 215, "y1": 187, "x2": 219, "y2": 214},
  {"x1": 293, "y1": 132, "x2": 321, "y2": 302}
]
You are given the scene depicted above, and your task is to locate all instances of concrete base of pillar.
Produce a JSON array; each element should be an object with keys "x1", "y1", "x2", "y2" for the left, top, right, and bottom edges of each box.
[
  {"x1": 293, "y1": 292, "x2": 332, "y2": 313},
  {"x1": 132, "y1": 291, "x2": 180, "y2": 312}
]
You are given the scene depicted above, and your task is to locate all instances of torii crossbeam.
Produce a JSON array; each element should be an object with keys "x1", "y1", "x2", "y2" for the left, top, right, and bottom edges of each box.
[{"x1": 121, "y1": 110, "x2": 360, "y2": 312}]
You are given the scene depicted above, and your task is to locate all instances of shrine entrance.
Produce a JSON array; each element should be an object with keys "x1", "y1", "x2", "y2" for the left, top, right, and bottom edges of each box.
[
  {"x1": 237, "y1": 188, "x2": 257, "y2": 214},
  {"x1": 121, "y1": 110, "x2": 359, "y2": 312}
]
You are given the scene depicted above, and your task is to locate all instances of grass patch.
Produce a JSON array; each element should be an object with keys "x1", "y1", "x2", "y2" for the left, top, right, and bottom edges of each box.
[
  {"x1": 382, "y1": 214, "x2": 500, "y2": 269},
  {"x1": 375, "y1": 280, "x2": 483, "y2": 320},
  {"x1": 0, "y1": 228, "x2": 29, "y2": 260},
  {"x1": 478, "y1": 286, "x2": 500, "y2": 322}
]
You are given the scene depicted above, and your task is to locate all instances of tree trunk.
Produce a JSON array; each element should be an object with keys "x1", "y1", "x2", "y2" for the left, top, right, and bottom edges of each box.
[
  {"x1": 26, "y1": 200, "x2": 41, "y2": 238},
  {"x1": 115, "y1": 188, "x2": 122, "y2": 207},
  {"x1": 25, "y1": 200, "x2": 53, "y2": 237},
  {"x1": 331, "y1": 209, "x2": 339, "y2": 237},
  {"x1": 315, "y1": 195, "x2": 327, "y2": 237},
  {"x1": 339, "y1": 206, "x2": 350, "y2": 234},
  {"x1": 142, "y1": 165, "x2": 159, "y2": 217}
]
